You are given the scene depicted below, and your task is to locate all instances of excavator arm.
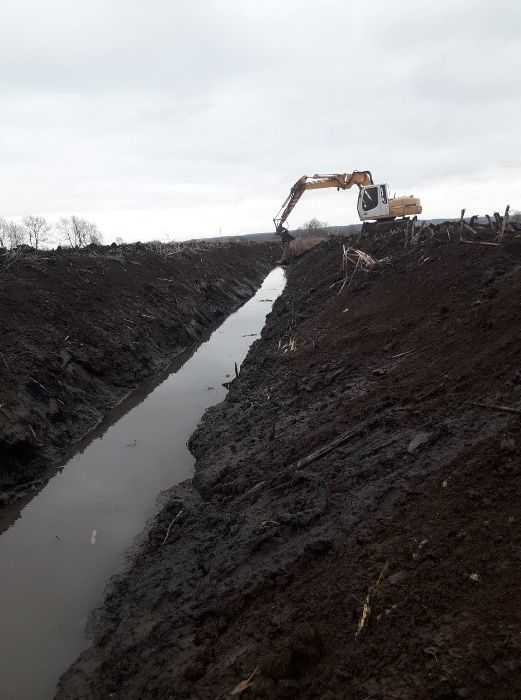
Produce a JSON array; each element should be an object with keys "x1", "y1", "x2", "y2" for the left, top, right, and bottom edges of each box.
[{"x1": 274, "y1": 171, "x2": 373, "y2": 239}]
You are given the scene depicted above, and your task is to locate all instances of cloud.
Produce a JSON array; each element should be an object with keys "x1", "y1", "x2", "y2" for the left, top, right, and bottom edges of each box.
[{"x1": 0, "y1": 0, "x2": 519, "y2": 240}]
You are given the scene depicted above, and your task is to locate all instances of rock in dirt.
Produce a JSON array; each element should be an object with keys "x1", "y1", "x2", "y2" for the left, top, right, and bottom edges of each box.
[
  {"x1": 388, "y1": 570, "x2": 408, "y2": 586},
  {"x1": 407, "y1": 431, "x2": 431, "y2": 453},
  {"x1": 500, "y1": 438, "x2": 516, "y2": 453}
]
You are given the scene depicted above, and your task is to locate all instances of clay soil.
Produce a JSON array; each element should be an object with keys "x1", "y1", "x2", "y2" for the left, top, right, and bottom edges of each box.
[
  {"x1": 0, "y1": 241, "x2": 275, "y2": 502},
  {"x1": 58, "y1": 232, "x2": 521, "y2": 699}
]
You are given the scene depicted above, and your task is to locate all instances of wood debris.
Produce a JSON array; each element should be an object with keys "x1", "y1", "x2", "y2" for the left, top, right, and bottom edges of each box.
[
  {"x1": 161, "y1": 509, "x2": 184, "y2": 546},
  {"x1": 356, "y1": 561, "x2": 390, "y2": 636},
  {"x1": 231, "y1": 667, "x2": 259, "y2": 695},
  {"x1": 291, "y1": 424, "x2": 366, "y2": 470},
  {"x1": 260, "y1": 520, "x2": 279, "y2": 529},
  {"x1": 337, "y1": 245, "x2": 387, "y2": 295},
  {"x1": 470, "y1": 401, "x2": 521, "y2": 415}
]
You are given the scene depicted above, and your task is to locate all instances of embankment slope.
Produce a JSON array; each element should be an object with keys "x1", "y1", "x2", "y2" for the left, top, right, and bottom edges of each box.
[
  {"x1": 59, "y1": 232, "x2": 521, "y2": 699},
  {"x1": 0, "y1": 242, "x2": 275, "y2": 499}
]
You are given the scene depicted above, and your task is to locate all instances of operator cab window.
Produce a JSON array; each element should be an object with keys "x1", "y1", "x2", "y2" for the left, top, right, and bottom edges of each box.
[
  {"x1": 362, "y1": 186, "x2": 378, "y2": 212},
  {"x1": 380, "y1": 184, "x2": 388, "y2": 204}
]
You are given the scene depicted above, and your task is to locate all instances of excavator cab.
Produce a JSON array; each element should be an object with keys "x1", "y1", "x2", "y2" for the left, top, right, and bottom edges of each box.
[
  {"x1": 357, "y1": 184, "x2": 390, "y2": 220},
  {"x1": 358, "y1": 183, "x2": 422, "y2": 223}
]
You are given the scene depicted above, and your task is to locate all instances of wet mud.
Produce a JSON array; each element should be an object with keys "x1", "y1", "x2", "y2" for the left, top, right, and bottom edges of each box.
[
  {"x1": 0, "y1": 268, "x2": 286, "y2": 700},
  {"x1": 58, "y1": 232, "x2": 521, "y2": 699},
  {"x1": 0, "y1": 242, "x2": 275, "y2": 503}
]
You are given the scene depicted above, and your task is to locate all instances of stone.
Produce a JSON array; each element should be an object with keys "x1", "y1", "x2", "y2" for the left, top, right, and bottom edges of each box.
[
  {"x1": 388, "y1": 570, "x2": 407, "y2": 586},
  {"x1": 407, "y1": 431, "x2": 431, "y2": 453},
  {"x1": 500, "y1": 438, "x2": 515, "y2": 453}
]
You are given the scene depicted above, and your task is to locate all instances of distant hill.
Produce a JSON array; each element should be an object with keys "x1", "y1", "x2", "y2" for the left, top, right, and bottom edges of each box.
[
  {"x1": 184, "y1": 232, "x2": 273, "y2": 244},
  {"x1": 187, "y1": 217, "x2": 494, "y2": 244},
  {"x1": 187, "y1": 224, "x2": 362, "y2": 244}
]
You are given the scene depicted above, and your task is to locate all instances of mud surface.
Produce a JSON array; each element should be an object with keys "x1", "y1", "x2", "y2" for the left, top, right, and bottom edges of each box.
[
  {"x1": 0, "y1": 268, "x2": 286, "y2": 700},
  {"x1": 58, "y1": 232, "x2": 521, "y2": 699},
  {"x1": 0, "y1": 242, "x2": 275, "y2": 500}
]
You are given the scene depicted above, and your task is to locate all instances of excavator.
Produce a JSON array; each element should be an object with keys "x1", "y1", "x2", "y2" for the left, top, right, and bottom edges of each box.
[{"x1": 274, "y1": 171, "x2": 422, "y2": 241}]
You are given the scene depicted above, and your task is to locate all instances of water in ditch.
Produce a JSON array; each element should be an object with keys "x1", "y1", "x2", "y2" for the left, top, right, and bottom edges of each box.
[{"x1": 0, "y1": 267, "x2": 285, "y2": 700}]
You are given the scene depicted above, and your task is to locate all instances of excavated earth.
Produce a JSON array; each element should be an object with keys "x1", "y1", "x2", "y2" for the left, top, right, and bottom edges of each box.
[
  {"x1": 58, "y1": 232, "x2": 521, "y2": 699},
  {"x1": 0, "y1": 242, "x2": 275, "y2": 504}
]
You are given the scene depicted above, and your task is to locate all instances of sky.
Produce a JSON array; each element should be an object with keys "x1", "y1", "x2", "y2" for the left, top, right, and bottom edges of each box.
[{"x1": 0, "y1": 0, "x2": 519, "y2": 242}]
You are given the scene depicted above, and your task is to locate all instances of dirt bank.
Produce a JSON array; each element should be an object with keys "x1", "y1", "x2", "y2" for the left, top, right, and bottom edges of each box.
[
  {"x1": 0, "y1": 242, "x2": 275, "y2": 502},
  {"x1": 58, "y1": 231, "x2": 521, "y2": 699}
]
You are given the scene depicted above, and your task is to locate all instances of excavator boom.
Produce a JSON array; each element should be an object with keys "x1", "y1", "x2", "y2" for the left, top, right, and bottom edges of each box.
[{"x1": 274, "y1": 171, "x2": 373, "y2": 238}]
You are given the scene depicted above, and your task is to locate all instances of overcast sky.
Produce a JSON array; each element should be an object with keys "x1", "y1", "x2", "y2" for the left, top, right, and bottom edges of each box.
[{"x1": 0, "y1": 0, "x2": 519, "y2": 242}]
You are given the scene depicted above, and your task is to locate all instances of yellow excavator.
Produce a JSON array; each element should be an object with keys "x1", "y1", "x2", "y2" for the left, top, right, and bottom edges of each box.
[{"x1": 274, "y1": 171, "x2": 422, "y2": 241}]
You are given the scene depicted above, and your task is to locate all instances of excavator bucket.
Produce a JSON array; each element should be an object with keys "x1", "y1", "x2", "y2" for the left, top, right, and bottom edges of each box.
[{"x1": 276, "y1": 228, "x2": 295, "y2": 243}]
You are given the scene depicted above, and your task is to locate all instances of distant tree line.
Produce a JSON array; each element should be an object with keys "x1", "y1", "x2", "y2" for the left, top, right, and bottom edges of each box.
[
  {"x1": 296, "y1": 217, "x2": 329, "y2": 238},
  {"x1": 0, "y1": 215, "x2": 103, "y2": 251}
]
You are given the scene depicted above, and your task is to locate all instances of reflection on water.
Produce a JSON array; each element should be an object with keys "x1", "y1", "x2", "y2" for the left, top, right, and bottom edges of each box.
[{"x1": 0, "y1": 268, "x2": 285, "y2": 700}]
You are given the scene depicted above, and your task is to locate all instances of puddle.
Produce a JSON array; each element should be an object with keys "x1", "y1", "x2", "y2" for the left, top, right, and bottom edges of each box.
[{"x1": 0, "y1": 267, "x2": 286, "y2": 700}]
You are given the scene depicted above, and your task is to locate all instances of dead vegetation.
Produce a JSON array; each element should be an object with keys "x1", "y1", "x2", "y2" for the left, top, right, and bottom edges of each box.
[
  {"x1": 389, "y1": 205, "x2": 519, "y2": 248},
  {"x1": 279, "y1": 235, "x2": 324, "y2": 261}
]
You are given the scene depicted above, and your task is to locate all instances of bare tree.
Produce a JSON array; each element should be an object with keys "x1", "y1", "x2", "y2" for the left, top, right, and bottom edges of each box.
[
  {"x1": 23, "y1": 215, "x2": 51, "y2": 250},
  {"x1": 57, "y1": 215, "x2": 103, "y2": 248},
  {"x1": 0, "y1": 218, "x2": 7, "y2": 249},
  {"x1": 298, "y1": 217, "x2": 329, "y2": 238},
  {"x1": 3, "y1": 221, "x2": 27, "y2": 248},
  {"x1": 88, "y1": 225, "x2": 103, "y2": 245}
]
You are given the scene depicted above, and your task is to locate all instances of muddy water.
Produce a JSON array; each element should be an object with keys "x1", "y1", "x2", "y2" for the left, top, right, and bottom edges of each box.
[{"x1": 0, "y1": 267, "x2": 285, "y2": 700}]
